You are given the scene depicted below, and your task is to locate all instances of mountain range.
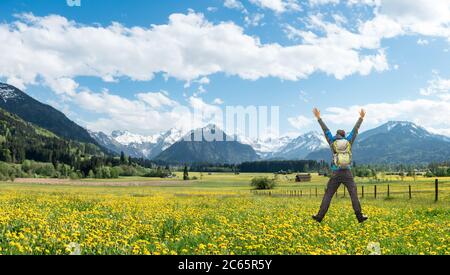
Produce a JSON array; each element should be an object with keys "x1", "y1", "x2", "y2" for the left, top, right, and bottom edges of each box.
[
  {"x1": 90, "y1": 125, "x2": 329, "y2": 163},
  {"x1": 2, "y1": 82, "x2": 450, "y2": 165},
  {"x1": 90, "y1": 120, "x2": 450, "y2": 165}
]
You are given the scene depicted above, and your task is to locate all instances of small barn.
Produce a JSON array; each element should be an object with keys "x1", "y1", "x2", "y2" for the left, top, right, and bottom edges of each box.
[{"x1": 295, "y1": 173, "x2": 312, "y2": 182}]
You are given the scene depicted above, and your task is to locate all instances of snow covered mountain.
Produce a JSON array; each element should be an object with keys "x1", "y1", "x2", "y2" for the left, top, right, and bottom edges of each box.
[
  {"x1": 91, "y1": 126, "x2": 329, "y2": 161},
  {"x1": 238, "y1": 135, "x2": 293, "y2": 158},
  {"x1": 90, "y1": 128, "x2": 186, "y2": 159},
  {"x1": 237, "y1": 132, "x2": 328, "y2": 160},
  {"x1": 110, "y1": 130, "x2": 156, "y2": 145},
  {"x1": 154, "y1": 124, "x2": 259, "y2": 164},
  {"x1": 267, "y1": 131, "x2": 328, "y2": 160}
]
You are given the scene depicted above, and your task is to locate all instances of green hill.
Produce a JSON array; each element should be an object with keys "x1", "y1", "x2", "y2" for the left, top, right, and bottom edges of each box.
[
  {"x1": 0, "y1": 83, "x2": 98, "y2": 145},
  {"x1": 0, "y1": 107, "x2": 103, "y2": 165}
]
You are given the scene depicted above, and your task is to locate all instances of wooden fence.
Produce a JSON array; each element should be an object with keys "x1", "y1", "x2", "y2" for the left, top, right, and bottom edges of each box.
[{"x1": 251, "y1": 179, "x2": 443, "y2": 202}]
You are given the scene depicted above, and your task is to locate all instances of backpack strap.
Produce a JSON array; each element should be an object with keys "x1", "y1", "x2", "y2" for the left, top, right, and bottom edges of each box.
[{"x1": 332, "y1": 140, "x2": 338, "y2": 153}]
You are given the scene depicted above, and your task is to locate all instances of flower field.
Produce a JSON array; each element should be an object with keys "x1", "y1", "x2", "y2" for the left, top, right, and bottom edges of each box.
[{"x1": 0, "y1": 175, "x2": 448, "y2": 255}]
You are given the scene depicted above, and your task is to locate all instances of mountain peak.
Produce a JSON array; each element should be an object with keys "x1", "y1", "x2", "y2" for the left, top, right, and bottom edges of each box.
[
  {"x1": 0, "y1": 83, "x2": 23, "y2": 103},
  {"x1": 385, "y1": 121, "x2": 419, "y2": 130},
  {"x1": 358, "y1": 120, "x2": 437, "y2": 144}
]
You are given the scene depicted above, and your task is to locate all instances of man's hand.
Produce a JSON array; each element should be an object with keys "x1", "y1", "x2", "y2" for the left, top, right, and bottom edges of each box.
[
  {"x1": 359, "y1": 109, "x2": 366, "y2": 119},
  {"x1": 313, "y1": 108, "x2": 321, "y2": 120}
]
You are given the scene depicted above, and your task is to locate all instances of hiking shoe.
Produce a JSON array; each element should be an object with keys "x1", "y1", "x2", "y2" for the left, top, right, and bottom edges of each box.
[
  {"x1": 312, "y1": 215, "x2": 323, "y2": 223},
  {"x1": 357, "y1": 214, "x2": 368, "y2": 223}
]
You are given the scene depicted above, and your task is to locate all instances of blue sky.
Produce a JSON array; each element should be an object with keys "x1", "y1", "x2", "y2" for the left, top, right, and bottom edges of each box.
[{"x1": 1, "y1": 0, "x2": 450, "y2": 138}]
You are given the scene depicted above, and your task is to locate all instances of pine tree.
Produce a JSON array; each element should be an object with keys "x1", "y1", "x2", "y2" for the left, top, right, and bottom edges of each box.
[
  {"x1": 183, "y1": 165, "x2": 189, "y2": 181},
  {"x1": 120, "y1": 151, "x2": 126, "y2": 164}
]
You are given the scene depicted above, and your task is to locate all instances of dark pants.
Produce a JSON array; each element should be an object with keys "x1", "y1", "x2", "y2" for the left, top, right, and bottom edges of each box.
[{"x1": 317, "y1": 169, "x2": 362, "y2": 219}]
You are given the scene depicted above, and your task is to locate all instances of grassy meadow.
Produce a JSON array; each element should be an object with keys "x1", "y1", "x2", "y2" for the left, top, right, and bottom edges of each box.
[{"x1": 0, "y1": 173, "x2": 448, "y2": 255}]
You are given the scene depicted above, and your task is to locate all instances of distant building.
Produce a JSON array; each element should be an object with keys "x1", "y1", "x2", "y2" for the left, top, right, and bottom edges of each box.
[{"x1": 295, "y1": 173, "x2": 312, "y2": 182}]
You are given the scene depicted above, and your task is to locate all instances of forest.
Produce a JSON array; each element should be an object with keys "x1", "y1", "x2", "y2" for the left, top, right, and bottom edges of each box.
[{"x1": 0, "y1": 108, "x2": 172, "y2": 180}]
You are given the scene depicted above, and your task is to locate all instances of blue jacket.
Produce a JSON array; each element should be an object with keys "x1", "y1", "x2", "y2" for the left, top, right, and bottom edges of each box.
[{"x1": 317, "y1": 117, "x2": 363, "y2": 171}]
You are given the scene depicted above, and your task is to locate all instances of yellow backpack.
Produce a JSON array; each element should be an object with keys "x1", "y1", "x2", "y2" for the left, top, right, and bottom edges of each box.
[{"x1": 332, "y1": 139, "x2": 352, "y2": 168}]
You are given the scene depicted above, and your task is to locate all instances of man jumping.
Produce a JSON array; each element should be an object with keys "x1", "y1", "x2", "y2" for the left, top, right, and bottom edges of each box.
[{"x1": 312, "y1": 107, "x2": 368, "y2": 223}]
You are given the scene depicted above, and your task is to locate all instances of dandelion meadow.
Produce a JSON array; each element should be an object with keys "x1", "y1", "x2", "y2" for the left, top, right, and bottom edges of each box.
[{"x1": 0, "y1": 174, "x2": 448, "y2": 255}]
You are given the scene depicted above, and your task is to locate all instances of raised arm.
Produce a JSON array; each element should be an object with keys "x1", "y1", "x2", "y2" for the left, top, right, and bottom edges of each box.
[
  {"x1": 347, "y1": 109, "x2": 365, "y2": 145},
  {"x1": 313, "y1": 108, "x2": 334, "y2": 145}
]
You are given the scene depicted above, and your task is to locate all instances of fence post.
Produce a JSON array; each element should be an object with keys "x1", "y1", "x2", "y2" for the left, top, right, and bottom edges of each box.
[
  {"x1": 362, "y1": 185, "x2": 364, "y2": 198},
  {"x1": 435, "y1": 179, "x2": 439, "y2": 202},
  {"x1": 310, "y1": 188, "x2": 311, "y2": 198},
  {"x1": 387, "y1": 184, "x2": 390, "y2": 198},
  {"x1": 409, "y1": 185, "x2": 412, "y2": 199},
  {"x1": 300, "y1": 190, "x2": 303, "y2": 197},
  {"x1": 374, "y1": 185, "x2": 377, "y2": 199},
  {"x1": 343, "y1": 187, "x2": 346, "y2": 198},
  {"x1": 315, "y1": 187, "x2": 318, "y2": 197}
]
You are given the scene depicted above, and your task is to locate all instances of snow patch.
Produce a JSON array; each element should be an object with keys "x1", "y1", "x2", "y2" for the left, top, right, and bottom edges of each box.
[
  {"x1": 111, "y1": 130, "x2": 156, "y2": 145},
  {"x1": 0, "y1": 84, "x2": 20, "y2": 102}
]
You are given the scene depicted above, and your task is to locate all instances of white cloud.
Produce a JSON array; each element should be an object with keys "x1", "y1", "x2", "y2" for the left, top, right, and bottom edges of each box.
[
  {"x1": 249, "y1": 0, "x2": 301, "y2": 13},
  {"x1": 420, "y1": 72, "x2": 450, "y2": 98},
  {"x1": 309, "y1": 0, "x2": 340, "y2": 6},
  {"x1": 184, "y1": 76, "x2": 210, "y2": 89},
  {"x1": 244, "y1": 13, "x2": 265, "y2": 27},
  {"x1": 417, "y1": 38, "x2": 429, "y2": 45},
  {"x1": 187, "y1": 96, "x2": 224, "y2": 128},
  {"x1": 193, "y1": 85, "x2": 207, "y2": 97},
  {"x1": 207, "y1": 7, "x2": 218, "y2": 12},
  {"x1": 45, "y1": 77, "x2": 79, "y2": 97},
  {"x1": 0, "y1": 12, "x2": 390, "y2": 95},
  {"x1": 72, "y1": 87, "x2": 223, "y2": 135},
  {"x1": 347, "y1": 0, "x2": 379, "y2": 6},
  {"x1": 197, "y1": 77, "x2": 210, "y2": 85},
  {"x1": 306, "y1": 0, "x2": 450, "y2": 52},
  {"x1": 350, "y1": 0, "x2": 450, "y2": 41},
  {"x1": 213, "y1": 98, "x2": 224, "y2": 105},
  {"x1": 224, "y1": 0, "x2": 246, "y2": 12},
  {"x1": 285, "y1": 14, "x2": 402, "y2": 50},
  {"x1": 288, "y1": 115, "x2": 313, "y2": 129},
  {"x1": 136, "y1": 91, "x2": 178, "y2": 108}
]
